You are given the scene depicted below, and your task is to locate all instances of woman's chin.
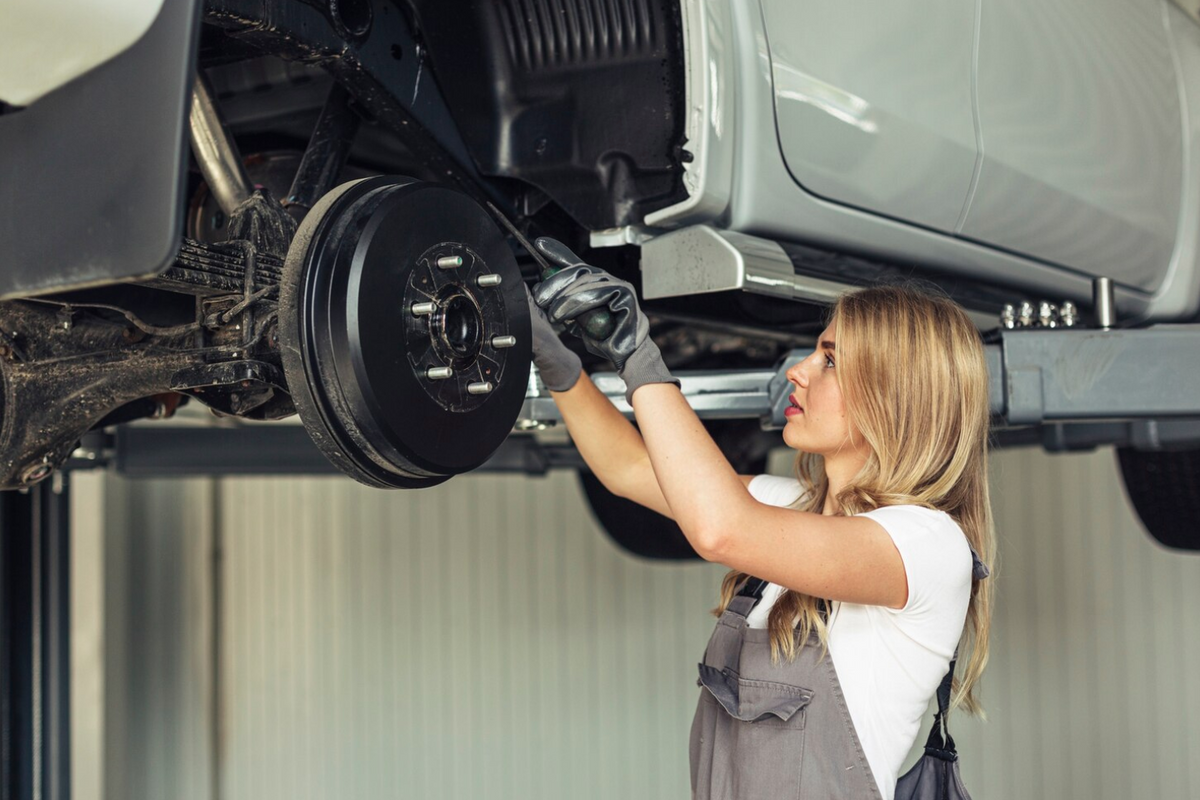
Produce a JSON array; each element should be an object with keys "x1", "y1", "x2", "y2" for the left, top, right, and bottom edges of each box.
[{"x1": 781, "y1": 426, "x2": 803, "y2": 450}]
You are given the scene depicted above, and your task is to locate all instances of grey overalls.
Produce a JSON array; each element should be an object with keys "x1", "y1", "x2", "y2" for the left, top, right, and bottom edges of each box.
[{"x1": 689, "y1": 576, "x2": 885, "y2": 800}]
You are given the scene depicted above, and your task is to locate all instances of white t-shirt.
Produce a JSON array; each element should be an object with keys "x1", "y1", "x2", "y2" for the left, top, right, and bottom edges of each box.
[{"x1": 745, "y1": 475, "x2": 973, "y2": 800}]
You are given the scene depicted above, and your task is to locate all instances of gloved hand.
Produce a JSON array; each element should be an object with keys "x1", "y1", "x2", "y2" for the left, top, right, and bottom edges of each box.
[
  {"x1": 531, "y1": 237, "x2": 679, "y2": 405},
  {"x1": 525, "y1": 282, "x2": 583, "y2": 392}
]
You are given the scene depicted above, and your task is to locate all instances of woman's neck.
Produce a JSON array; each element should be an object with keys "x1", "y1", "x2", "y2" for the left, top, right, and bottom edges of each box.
[{"x1": 821, "y1": 452, "x2": 869, "y2": 515}]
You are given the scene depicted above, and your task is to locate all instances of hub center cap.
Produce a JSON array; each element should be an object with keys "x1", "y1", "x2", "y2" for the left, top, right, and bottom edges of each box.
[{"x1": 430, "y1": 286, "x2": 484, "y2": 366}]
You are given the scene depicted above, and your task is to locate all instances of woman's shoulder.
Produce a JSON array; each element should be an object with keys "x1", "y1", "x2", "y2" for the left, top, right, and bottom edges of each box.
[
  {"x1": 857, "y1": 504, "x2": 969, "y2": 551},
  {"x1": 857, "y1": 505, "x2": 973, "y2": 600}
]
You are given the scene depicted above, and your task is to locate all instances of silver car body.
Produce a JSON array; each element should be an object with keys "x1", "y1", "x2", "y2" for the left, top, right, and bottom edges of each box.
[{"x1": 646, "y1": 0, "x2": 1200, "y2": 322}]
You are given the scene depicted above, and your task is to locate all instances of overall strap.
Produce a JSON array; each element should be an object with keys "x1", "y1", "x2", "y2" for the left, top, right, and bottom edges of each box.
[
  {"x1": 736, "y1": 576, "x2": 767, "y2": 600},
  {"x1": 923, "y1": 656, "x2": 959, "y2": 760}
]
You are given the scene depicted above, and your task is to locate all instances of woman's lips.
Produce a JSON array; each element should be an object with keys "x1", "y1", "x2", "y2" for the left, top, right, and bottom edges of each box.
[{"x1": 784, "y1": 397, "x2": 803, "y2": 418}]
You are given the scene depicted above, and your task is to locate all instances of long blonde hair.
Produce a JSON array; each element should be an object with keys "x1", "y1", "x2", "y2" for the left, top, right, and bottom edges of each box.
[{"x1": 710, "y1": 284, "x2": 996, "y2": 715}]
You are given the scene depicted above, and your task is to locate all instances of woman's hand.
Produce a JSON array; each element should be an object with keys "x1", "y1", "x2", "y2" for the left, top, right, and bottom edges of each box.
[
  {"x1": 531, "y1": 237, "x2": 679, "y2": 404},
  {"x1": 524, "y1": 283, "x2": 583, "y2": 392}
]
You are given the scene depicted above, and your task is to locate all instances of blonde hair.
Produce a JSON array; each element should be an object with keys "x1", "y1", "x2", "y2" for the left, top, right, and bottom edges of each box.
[{"x1": 710, "y1": 283, "x2": 996, "y2": 716}]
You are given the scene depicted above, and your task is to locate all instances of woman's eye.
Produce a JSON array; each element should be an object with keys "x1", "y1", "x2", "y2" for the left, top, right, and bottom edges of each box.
[{"x1": 824, "y1": 354, "x2": 835, "y2": 369}]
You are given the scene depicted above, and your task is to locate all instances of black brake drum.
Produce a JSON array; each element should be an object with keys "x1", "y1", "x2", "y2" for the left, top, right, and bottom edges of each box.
[{"x1": 278, "y1": 177, "x2": 531, "y2": 488}]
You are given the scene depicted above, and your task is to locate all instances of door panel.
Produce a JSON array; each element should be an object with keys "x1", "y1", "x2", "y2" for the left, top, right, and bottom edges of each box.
[
  {"x1": 960, "y1": 0, "x2": 1182, "y2": 292},
  {"x1": 761, "y1": 0, "x2": 978, "y2": 232}
]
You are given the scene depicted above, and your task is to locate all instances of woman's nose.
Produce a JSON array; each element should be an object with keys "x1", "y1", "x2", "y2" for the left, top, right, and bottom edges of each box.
[{"x1": 788, "y1": 359, "x2": 810, "y2": 388}]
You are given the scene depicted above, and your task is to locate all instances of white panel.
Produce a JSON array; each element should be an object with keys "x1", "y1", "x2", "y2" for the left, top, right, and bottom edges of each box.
[
  {"x1": 761, "y1": 0, "x2": 978, "y2": 231},
  {"x1": 70, "y1": 473, "x2": 106, "y2": 800},
  {"x1": 214, "y1": 471, "x2": 728, "y2": 800},
  {"x1": 961, "y1": 0, "x2": 1182, "y2": 292},
  {"x1": 900, "y1": 448, "x2": 1200, "y2": 799},
  {"x1": 99, "y1": 477, "x2": 215, "y2": 800}
]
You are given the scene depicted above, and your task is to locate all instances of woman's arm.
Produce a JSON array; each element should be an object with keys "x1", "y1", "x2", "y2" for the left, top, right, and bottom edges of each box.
[
  {"x1": 632, "y1": 383, "x2": 908, "y2": 607},
  {"x1": 551, "y1": 369, "x2": 673, "y2": 517}
]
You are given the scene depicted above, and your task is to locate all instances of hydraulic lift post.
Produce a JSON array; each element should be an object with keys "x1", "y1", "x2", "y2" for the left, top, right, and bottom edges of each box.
[{"x1": 1, "y1": 478, "x2": 71, "y2": 800}]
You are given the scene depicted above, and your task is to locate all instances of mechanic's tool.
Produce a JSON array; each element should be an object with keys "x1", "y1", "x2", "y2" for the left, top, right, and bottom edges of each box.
[
  {"x1": 484, "y1": 201, "x2": 615, "y2": 341},
  {"x1": 279, "y1": 177, "x2": 532, "y2": 488}
]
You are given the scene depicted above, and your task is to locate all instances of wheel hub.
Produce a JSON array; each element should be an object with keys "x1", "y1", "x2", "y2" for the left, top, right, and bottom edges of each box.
[{"x1": 278, "y1": 176, "x2": 532, "y2": 488}]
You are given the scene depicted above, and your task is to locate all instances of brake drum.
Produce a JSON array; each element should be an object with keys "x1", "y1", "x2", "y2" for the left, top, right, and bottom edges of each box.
[{"x1": 279, "y1": 177, "x2": 532, "y2": 488}]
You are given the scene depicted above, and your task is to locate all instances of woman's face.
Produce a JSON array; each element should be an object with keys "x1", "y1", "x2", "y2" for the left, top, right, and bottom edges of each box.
[{"x1": 781, "y1": 320, "x2": 864, "y2": 457}]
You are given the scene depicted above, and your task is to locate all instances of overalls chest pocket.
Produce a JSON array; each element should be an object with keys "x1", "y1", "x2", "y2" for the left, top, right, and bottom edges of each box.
[{"x1": 697, "y1": 663, "x2": 814, "y2": 729}]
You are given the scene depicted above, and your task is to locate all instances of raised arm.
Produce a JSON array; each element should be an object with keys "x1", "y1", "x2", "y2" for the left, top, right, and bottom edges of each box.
[
  {"x1": 549, "y1": 369, "x2": 673, "y2": 517},
  {"x1": 526, "y1": 282, "x2": 674, "y2": 516}
]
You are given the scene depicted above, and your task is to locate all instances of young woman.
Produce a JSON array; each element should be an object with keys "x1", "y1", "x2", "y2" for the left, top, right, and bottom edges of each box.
[{"x1": 526, "y1": 237, "x2": 995, "y2": 800}]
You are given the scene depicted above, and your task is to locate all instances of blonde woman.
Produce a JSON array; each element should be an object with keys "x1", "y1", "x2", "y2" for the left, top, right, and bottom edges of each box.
[{"x1": 526, "y1": 237, "x2": 995, "y2": 800}]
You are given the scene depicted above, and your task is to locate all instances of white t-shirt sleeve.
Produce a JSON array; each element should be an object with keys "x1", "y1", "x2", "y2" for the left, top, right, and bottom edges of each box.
[
  {"x1": 857, "y1": 505, "x2": 973, "y2": 652},
  {"x1": 746, "y1": 474, "x2": 807, "y2": 507}
]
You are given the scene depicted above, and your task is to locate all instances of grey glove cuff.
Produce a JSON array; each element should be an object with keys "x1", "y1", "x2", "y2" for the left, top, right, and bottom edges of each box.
[
  {"x1": 526, "y1": 286, "x2": 583, "y2": 392},
  {"x1": 537, "y1": 346, "x2": 583, "y2": 393},
  {"x1": 620, "y1": 337, "x2": 680, "y2": 405}
]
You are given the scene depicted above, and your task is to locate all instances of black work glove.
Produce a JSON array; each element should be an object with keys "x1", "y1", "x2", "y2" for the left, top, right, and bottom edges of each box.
[
  {"x1": 531, "y1": 237, "x2": 679, "y2": 405},
  {"x1": 525, "y1": 283, "x2": 583, "y2": 392}
]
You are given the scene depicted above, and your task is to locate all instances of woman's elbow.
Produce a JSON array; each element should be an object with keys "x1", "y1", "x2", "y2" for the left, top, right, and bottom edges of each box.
[{"x1": 681, "y1": 518, "x2": 725, "y2": 561}]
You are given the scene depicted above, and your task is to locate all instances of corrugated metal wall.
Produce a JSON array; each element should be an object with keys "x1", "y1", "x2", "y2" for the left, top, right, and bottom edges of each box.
[{"x1": 88, "y1": 446, "x2": 1200, "y2": 799}]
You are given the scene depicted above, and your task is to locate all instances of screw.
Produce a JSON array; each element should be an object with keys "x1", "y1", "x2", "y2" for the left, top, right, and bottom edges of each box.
[
  {"x1": 436, "y1": 256, "x2": 464, "y2": 269},
  {"x1": 476, "y1": 274, "x2": 502, "y2": 287},
  {"x1": 999, "y1": 304, "x2": 1016, "y2": 330},
  {"x1": 426, "y1": 366, "x2": 453, "y2": 380},
  {"x1": 490, "y1": 335, "x2": 517, "y2": 349},
  {"x1": 1060, "y1": 301, "x2": 1078, "y2": 327},
  {"x1": 467, "y1": 381, "x2": 494, "y2": 395},
  {"x1": 412, "y1": 302, "x2": 436, "y2": 317}
]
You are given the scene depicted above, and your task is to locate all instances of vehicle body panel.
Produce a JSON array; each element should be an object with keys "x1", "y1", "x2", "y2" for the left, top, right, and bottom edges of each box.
[
  {"x1": 672, "y1": 0, "x2": 1200, "y2": 321},
  {"x1": 0, "y1": 0, "x2": 165, "y2": 106},
  {"x1": 761, "y1": 0, "x2": 978, "y2": 233},
  {"x1": 0, "y1": 0, "x2": 199, "y2": 299},
  {"x1": 960, "y1": 0, "x2": 1182, "y2": 294}
]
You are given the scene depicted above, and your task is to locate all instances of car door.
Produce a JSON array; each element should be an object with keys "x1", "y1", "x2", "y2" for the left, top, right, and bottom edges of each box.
[
  {"x1": 958, "y1": 0, "x2": 1183, "y2": 293},
  {"x1": 759, "y1": 0, "x2": 979, "y2": 233}
]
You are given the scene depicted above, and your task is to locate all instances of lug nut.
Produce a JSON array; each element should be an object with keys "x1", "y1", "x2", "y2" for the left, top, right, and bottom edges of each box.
[
  {"x1": 426, "y1": 366, "x2": 453, "y2": 380},
  {"x1": 436, "y1": 256, "x2": 464, "y2": 269},
  {"x1": 476, "y1": 274, "x2": 502, "y2": 287},
  {"x1": 1037, "y1": 301, "x2": 1058, "y2": 328},
  {"x1": 412, "y1": 302, "x2": 436, "y2": 317},
  {"x1": 1017, "y1": 301, "x2": 1035, "y2": 328},
  {"x1": 490, "y1": 335, "x2": 516, "y2": 349},
  {"x1": 467, "y1": 381, "x2": 494, "y2": 395}
]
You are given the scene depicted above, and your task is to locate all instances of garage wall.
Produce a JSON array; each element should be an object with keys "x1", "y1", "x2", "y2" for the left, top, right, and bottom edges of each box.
[{"x1": 84, "y1": 446, "x2": 1200, "y2": 800}]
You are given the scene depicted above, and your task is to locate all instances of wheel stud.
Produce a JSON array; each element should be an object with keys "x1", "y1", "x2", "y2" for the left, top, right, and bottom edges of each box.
[
  {"x1": 437, "y1": 256, "x2": 464, "y2": 269},
  {"x1": 476, "y1": 274, "x2": 502, "y2": 287},
  {"x1": 412, "y1": 302, "x2": 436, "y2": 317},
  {"x1": 490, "y1": 335, "x2": 516, "y2": 349},
  {"x1": 467, "y1": 381, "x2": 494, "y2": 395},
  {"x1": 426, "y1": 366, "x2": 453, "y2": 380}
]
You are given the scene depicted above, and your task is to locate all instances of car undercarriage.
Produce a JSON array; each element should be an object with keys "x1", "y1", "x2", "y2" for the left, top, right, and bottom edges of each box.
[{"x1": 2, "y1": 0, "x2": 1200, "y2": 552}]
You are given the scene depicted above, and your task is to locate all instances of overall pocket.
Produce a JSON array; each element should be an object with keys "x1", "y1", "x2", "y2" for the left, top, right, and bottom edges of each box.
[
  {"x1": 695, "y1": 668, "x2": 813, "y2": 799},
  {"x1": 697, "y1": 663, "x2": 813, "y2": 726}
]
